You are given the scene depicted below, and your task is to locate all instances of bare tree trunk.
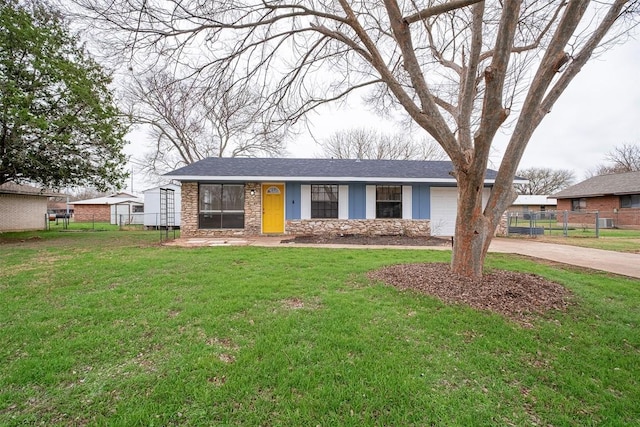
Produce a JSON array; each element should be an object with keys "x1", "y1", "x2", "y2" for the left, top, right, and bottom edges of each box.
[
  {"x1": 452, "y1": 163, "x2": 519, "y2": 278},
  {"x1": 451, "y1": 174, "x2": 490, "y2": 278}
]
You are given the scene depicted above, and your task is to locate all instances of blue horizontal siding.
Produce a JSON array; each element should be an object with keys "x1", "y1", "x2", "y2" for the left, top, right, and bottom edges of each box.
[
  {"x1": 286, "y1": 182, "x2": 301, "y2": 220},
  {"x1": 284, "y1": 182, "x2": 437, "y2": 220},
  {"x1": 349, "y1": 184, "x2": 366, "y2": 219},
  {"x1": 412, "y1": 184, "x2": 431, "y2": 219}
]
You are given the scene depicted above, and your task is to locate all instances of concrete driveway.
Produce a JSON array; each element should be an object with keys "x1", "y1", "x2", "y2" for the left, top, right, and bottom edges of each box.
[{"x1": 488, "y1": 238, "x2": 640, "y2": 279}]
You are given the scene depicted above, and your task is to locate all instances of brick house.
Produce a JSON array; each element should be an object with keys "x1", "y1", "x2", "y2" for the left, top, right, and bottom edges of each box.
[
  {"x1": 0, "y1": 183, "x2": 59, "y2": 231},
  {"x1": 553, "y1": 171, "x2": 640, "y2": 228},
  {"x1": 71, "y1": 193, "x2": 144, "y2": 224},
  {"x1": 165, "y1": 157, "x2": 518, "y2": 237}
]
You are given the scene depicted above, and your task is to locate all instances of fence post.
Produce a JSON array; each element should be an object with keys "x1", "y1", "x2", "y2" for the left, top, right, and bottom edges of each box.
[
  {"x1": 595, "y1": 211, "x2": 600, "y2": 238},
  {"x1": 563, "y1": 210, "x2": 568, "y2": 237}
]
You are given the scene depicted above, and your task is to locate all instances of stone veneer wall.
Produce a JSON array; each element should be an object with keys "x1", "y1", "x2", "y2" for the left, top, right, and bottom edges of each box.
[
  {"x1": 244, "y1": 183, "x2": 262, "y2": 234},
  {"x1": 285, "y1": 218, "x2": 431, "y2": 236},
  {"x1": 179, "y1": 182, "x2": 198, "y2": 236},
  {"x1": 181, "y1": 182, "x2": 262, "y2": 237},
  {"x1": 495, "y1": 212, "x2": 508, "y2": 236},
  {"x1": 288, "y1": 212, "x2": 507, "y2": 237}
]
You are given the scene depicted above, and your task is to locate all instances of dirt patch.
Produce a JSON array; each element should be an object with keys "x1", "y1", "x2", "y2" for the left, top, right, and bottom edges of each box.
[
  {"x1": 368, "y1": 263, "x2": 571, "y2": 327},
  {"x1": 281, "y1": 234, "x2": 452, "y2": 247},
  {"x1": 282, "y1": 297, "x2": 306, "y2": 309}
]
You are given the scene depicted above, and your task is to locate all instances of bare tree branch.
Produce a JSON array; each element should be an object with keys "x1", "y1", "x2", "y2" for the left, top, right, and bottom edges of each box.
[
  {"x1": 404, "y1": 0, "x2": 483, "y2": 24},
  {"x1": 515, "y1": 167, "x2": 575, "y2": 195},
  {"x1": 124, "y1": 70, "x2": 287, "y2": 177},
  {"x1": 317, "y1": 128, "x2": 448, "y2": 160}
]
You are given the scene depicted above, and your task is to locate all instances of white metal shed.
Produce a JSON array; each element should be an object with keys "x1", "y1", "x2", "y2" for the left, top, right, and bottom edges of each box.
[{"x1": 142, "y1": 183, "x2": 182, "y2": 228}]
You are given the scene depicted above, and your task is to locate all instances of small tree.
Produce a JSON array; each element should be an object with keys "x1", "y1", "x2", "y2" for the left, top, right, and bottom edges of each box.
[
  {"x1": 0, "y1": 0, "x2": 128, "y2": 190},
  {"x1": 515, "y1": 168, "x2": 575, "y2": 195},
  {"x1": 318, "y1": 128, "x2": 447, "y2": 160}
]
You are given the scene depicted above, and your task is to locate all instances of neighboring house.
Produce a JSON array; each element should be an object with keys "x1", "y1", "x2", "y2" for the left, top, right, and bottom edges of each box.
[
  {"x1": 509, "y1": 195, "x2": 557, "y2": 217},
  {"x1": 553, "y1": 171, "x2": 640, "y2": 228},
  {"x1": 0, "y1": 183, "x2": 60, "y2": 231},
  {"x1": 165, "y1": 158, "x2": 517, "y2": 237},
  {"x1": 47, "y1": 201, "x2": 74, "y2": 218},
  {"x1": 142, "y1": 184, "x2": 182, "y2": 228},
  {"x1": 71, "y1": 193, "x2": 144, "y2": 225}
]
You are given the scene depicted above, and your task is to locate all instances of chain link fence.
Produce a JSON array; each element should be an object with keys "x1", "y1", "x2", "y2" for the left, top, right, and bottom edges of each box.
[
  {"x1": 508, "y1": 209, "x2": 640, "y2": 237},
  {"x1": 506, "y1": 209, "x2": 628, "y2": 238},
  {"x1": 44, "y1": 214, "x2": 179, "y2": 241}
]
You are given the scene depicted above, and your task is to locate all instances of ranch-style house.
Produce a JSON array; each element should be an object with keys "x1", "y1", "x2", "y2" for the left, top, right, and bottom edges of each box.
[{"x1": 165, "y1": 157, "x2": 517, "y2": 237}]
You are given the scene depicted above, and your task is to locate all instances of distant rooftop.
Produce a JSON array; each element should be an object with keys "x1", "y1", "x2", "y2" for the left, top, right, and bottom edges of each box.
[
  {"x1": 71, "y1": 192, "x2": 142, "y2": 205},
  {"x1": 553, "y1": 171, "x2": 640, "y2": 198},
  {"x1": 0, "y1": 182, "x2": 60, "y2": 197},
  {"x1": 512, "y1": 195, "x2": 557, "y2": 206}
]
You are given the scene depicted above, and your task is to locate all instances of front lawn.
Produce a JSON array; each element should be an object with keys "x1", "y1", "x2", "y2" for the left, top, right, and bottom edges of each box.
[
  {"x1": 1, "y1": 231, "x2": 638, "y2": 425},
  {"x1": 533, "y1": 228, "x2": 640, "y2": 252},
  {"x1": 506, "y1": 226, "x2": 640, "y2": 253}
]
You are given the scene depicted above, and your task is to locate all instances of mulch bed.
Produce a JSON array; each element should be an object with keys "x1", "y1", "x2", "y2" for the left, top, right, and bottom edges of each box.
[
  {"x1": 283, "y1": 234, "x2": 572, "y2": 327},
  {"x1": 368, "y1": 263, "x2": 572, "y2": 327}
]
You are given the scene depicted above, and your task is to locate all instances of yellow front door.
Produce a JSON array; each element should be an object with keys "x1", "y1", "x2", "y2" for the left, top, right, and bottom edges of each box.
[{"x1": 262, "y1": 184, "x2": 285, "y2": 233}]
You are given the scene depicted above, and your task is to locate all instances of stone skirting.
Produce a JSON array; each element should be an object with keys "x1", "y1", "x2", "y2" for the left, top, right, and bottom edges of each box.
[{"x1": 285, "y1": 218, "x2": 431, "y2": 237}]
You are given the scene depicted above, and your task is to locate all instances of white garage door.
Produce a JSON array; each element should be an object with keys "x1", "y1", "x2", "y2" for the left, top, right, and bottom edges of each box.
[
  {"x1": 430, "y1": 188, "x2": 458, "y2": 236},
  {"x1": 430, "y1": 187, "x2": 491, "y2": 236}
]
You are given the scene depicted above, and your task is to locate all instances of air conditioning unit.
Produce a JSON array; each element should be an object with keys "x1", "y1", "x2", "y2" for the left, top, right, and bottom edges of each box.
[{"x1": 598, "y1": 218, "x2": 614, "y2": 229}]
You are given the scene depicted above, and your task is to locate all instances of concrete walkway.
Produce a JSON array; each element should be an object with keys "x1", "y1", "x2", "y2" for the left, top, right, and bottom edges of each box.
[{"x1": 168, "y1": 236, "x2": 640, "y2": 279}]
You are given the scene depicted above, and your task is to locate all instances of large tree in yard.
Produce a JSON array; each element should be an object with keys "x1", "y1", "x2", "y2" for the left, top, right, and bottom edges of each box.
[
  {"x1": 0, "y1": 0, "x2": 128, "y2": 191},
  {"x1": 124, "y1": 70, "x2": 287, "y2": 178},
  {"x1": 75, "y1": 0, "x2": 638, "y2": 277}
]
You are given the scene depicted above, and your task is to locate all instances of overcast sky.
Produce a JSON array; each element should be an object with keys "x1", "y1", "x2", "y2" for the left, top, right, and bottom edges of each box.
[
  {"x1": 516, "y1": 36, "x2": 640, "y2": 178},
  {"x1": 125, "y1": 34, "x2": 639, "y2": 192},
  {"x1": 285, "y1": 36, "x2": 640, "y2": 179}
]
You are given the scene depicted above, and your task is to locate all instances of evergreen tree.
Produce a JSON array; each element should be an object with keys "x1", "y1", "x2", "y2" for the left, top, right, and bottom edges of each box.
[{"x1": 0, "y1": 0, "x2": 128, "y2": 190}]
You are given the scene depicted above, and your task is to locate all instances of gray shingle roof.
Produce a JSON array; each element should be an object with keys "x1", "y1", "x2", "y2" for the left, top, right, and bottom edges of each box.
[
  {"x1": 165, "y1": 158, "x2": 503, "y2": 183},
  {"x1": 553, "y1": 171, "x2": 640, "y2": 198},
  {"x1": 0, "y1": 183, "x2": 60, "y2": 197}
]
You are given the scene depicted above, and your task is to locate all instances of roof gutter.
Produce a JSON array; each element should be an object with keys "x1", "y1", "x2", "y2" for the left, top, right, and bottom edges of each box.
[{"x1": 163, "y1": 175, "x2": 526, "y2": 185}]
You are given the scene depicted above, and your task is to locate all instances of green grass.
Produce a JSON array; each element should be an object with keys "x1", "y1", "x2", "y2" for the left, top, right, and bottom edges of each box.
[
  {"x1": 533, "y1": 228, "x2": 640, "y2": 252},
  {"x1": 536, "y1": 235, "x2": 640, "y2": 252},
  {"x1": 47, "y1": 219, "x2": 121, "y2": 232},
  {"x1": 1, "y1": 224, "x2": 175, "y2": 248},
  {"x1": 1, "y1": 231, "x2": 639, "y2": 426}
]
